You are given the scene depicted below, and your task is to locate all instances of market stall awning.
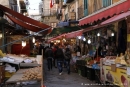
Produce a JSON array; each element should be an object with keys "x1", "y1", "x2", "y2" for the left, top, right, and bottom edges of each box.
[
  {"x1": 57, "y1": 21, "x2": 69, "y2": 27},
  {"x1": 65, "y1": 30, "x2": 83, "y2": 39},
  {"x1": 0, "y1": 4, "x2": 51, "y2": 33},
  {"x1": 48, "y1": 34, "x2": 66, "y2": 42},
  {"x1": 101, "y1": 11, "x2": 130, "y2": 25},
  {"x1": 82, "y1": 10, "x2": 130, "y2": 33},
  {"x1": 79, "y1": 0, "x2": 130, "y2": 25},
  {"x1": 49, "y1": 26, "x2": 81, "y2": 36}
]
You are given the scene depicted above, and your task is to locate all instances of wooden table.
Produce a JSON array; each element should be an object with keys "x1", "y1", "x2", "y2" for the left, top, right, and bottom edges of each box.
[
  {"x1": 20, "y1": 62, "x2": 40, "y2": 68},
  {"x1": 5, "y1": 69, "x2": 41, "y2": 87}
]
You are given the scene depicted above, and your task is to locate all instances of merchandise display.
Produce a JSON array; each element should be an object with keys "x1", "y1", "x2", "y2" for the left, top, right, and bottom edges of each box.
[{"x1": 21, "y1": 67, "x2": 42, "y2": 80}]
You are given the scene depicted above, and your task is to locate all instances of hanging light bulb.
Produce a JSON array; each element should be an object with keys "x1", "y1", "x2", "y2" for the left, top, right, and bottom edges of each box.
[
  {"x1": 22, "y1": 41, "x2": 26, "y2": 47},
  {"x1": 78, "y1": 36, "x2": 81, "y2": 39},
  {"x1": 97, "y1": 33, "x2": 100, "y2": 36},
  {"x1": 32, "y1": 37, "x2": 35, "y2": 43},
  {"x1": 83, "y1": 38, "x2": 86, "y2": 41},
  {"x1": 87, "y1": 39, "x2": 91, "y2": 44},
  {"x1": 0, "y1": 33, "x2": 2, "y2": 39},
  {"x1": 111, "y1": 32, "x2": 114, "y2": 36}
]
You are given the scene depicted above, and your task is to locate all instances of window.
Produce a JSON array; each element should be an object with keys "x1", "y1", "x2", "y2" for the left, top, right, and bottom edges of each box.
[
  {"x1": 51, "y1": 22, "x2": 57, "y2": 28},
  {"x1": 84, "y1": 0, "x2": 88, "y2": 10},
  {"x1": 84, "y1": 0, "x2": 88, "y2": 16},
  {"x1": 102, "y1": 0, "x2": 112, "y2": 7}
]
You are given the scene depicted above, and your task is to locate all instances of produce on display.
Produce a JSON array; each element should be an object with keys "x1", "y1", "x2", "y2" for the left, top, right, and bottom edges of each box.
[{"x1": 21, "y1": 67, "x2": 42, "y2": 81}]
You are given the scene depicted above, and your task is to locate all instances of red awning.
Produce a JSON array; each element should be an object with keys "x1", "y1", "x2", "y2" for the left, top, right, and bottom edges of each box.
[
  {"x1": 6, "y1": 14, "x2": 42, "y2": 32},
  {"x1": 0, "y1": 4, "x2": 51, "y2": 33},
  {"x1": 48, "y1": 34, "x2": 66, "y2": 42},
  {"x1": 101, "y1": 11, "x2": 130, "y2": 25},
  {"x1": 65, "y1": 30, "x2": 83, "y2": 39},
  {"x1": 79, "y1": 0, "x2": 130, "y2": 25},
  {"x1": 48, "y1": 30, "x2": 83, "y2": 42}
]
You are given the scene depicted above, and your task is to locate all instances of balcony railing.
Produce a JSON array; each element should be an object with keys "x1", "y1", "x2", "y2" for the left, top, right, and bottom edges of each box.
[
  {"x1": 42, "y1": 9, "x2": 57, "y2": 16},
  {"x1": 77, "y1": 5, "x2": 84, "y2": 20},
  {"x1": 66, "y1": 0, "x2": 74, "y2": 3}
]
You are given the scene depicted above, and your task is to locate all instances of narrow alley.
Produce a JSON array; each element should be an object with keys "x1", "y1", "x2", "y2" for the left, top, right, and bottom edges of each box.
[{"x1": 43, "y1": 59, "x2": 101, "y2": 87}]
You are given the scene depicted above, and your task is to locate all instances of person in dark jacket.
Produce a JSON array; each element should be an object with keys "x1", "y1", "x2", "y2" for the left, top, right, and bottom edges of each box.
[
  {"x1": 55, "y1": 45, "x2": 64, "y2": 75},
  {"x1": 45, "y1": 47, "x2": 54, "y2": 71},
  {"x1": 64, "y1": 47, "x2": 72, "y2": 74}
]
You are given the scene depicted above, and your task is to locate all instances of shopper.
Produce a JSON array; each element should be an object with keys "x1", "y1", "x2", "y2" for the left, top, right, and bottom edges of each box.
[
  {"x1": 55, "y1": 45, "x2": 64, "y2": 75},
  {"x1": 64, "y1": 47, "x2": 72, "y2": 74},
  {"x1": 75, "y1": 45, "x2": 81, "y2": 57},
  {"x1": 45, "y1": 47, "x2": 54, "y2": 71},
  {"x1": 52, "y1": 45, "x2": 58, "y2": 68}
]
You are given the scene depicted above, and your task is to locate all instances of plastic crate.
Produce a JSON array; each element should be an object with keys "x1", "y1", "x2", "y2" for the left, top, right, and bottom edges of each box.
[
  {"x1": 86, "y1": 67, "x2": 95, "y2": 81},
  {"x1": 78, "y1": 69, "x2": 81, "y2": 75},
  {"x1": 81, "y1": 66, "x2": 87, "y2": 77},
  {"x1": 5, "y1": 71, "x2": 15, "y2": 78},
  {"x1": 94, "y1": 69, "x2": 101, "y2": 84}
]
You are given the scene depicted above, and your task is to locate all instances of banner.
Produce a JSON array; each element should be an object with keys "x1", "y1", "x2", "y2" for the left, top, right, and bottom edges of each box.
[{"x1": 103, "y1": 65, "x2": 130, "y2": 87}]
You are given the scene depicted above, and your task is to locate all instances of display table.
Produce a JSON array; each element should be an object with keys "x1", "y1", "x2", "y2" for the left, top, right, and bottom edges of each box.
[
  {"x1": 102, "y1": 65, "x2": 130, "y2": 87},
  {"x1": 5, "y1": 69, "x2": 41, "y2": 87},
  {"x1": 20, "y1": 62, "x2": 40, "y2": 68}
]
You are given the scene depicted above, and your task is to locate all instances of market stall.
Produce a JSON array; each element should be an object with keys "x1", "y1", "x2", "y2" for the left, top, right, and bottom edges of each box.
[
  {"x1": 5, "y1": 67, "x2": 42, "y2": 87},
  {"x1": 100, "y1": 51, "x2": 130, "y2": 87}
]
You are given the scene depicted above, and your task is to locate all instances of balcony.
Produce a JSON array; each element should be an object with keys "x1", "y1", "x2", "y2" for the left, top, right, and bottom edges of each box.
[
  {"x1": 56, "y1": 8, "x2": 62, "y2": 20},
  {"x1": 66, "y1": 0, "x2": 74, "y2": 3},
  {"x1": 62, "y1": 1, "x2": 67, "y2": 8},
  {"x1": 42, "y1": 9, "x2": 57, "y2": 16},
  {"x1": 68, "y1": 12, "x2": 76, "y2": 20},
  {"x1": 55, "y1": 0, "x2": 59, "y2": 4},
  {"x1": 77, "y1": 5, "x2": 84, "y2": 20}
]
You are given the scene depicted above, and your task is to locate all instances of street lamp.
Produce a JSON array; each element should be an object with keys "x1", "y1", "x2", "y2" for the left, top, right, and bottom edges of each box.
[{"x1": 0, "y1": 33, "x2": 2, "y2": 39}]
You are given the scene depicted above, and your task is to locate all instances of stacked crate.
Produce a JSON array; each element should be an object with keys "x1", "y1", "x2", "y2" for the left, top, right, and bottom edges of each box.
[{"x1": 0, "y1": 66, "x2": 5, "y2": 83}]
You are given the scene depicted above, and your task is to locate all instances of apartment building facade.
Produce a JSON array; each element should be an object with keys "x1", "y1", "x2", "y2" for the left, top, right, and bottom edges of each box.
[{"x1": 40, "y1": 0, "x2": 58, "y2": 29}]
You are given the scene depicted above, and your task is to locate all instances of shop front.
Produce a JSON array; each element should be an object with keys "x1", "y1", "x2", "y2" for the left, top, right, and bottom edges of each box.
[{"x1": 75, "y1": 1, "x2": 130, "y2": 86}]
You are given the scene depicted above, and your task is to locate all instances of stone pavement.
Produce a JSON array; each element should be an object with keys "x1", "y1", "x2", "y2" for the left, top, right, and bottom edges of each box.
[{"x1": 43, "y1": 59, "x2": 102, "y2": 87}]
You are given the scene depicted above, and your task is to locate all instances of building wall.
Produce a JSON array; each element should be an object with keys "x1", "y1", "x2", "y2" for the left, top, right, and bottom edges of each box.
[
  {"x1": 86, "y1": 0, "x2": 123, "y2": 16},
  {"x1": 41, "y1": 0, "x2": 58, "y2": 28},
  {"x1": 0, "y1": 0, "x2": 10, "y2": 7}
]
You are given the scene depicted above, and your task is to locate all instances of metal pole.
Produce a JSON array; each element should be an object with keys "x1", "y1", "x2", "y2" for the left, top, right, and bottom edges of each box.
[
  {"x1": 0, "y1": 27, "x2": 51, "y2": 48},
  {"x1": 41, "y1": 49, "x2": 45, "y2": 87},
  {"x1": 1, "y1": 24, "x2": 5, "y2": 53}
]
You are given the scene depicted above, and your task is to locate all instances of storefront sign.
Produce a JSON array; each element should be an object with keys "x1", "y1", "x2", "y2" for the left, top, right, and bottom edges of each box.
[{"x1": 103, "y1": 65, "x2": 130, "y2": 87}]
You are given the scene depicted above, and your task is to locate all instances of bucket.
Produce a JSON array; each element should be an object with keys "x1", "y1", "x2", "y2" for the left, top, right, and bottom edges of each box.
[{"x1": 36, "y1": 55, "x2": 42, "y2": 64}]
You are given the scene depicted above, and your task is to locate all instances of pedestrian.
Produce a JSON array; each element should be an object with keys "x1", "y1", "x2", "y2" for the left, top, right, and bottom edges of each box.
[
  {"x1": 55, "y1": 45, "x2": 64, "y2": 75},
  {"x1": 45, "y1": 47, "x2": 54, "y2": 71},
  {"x1": 64, "y1": 47, "x2": 72, "y2": 74},
  {"x1": 52, "y1": 45, "x2": 57, "y2": 68},
  {"x1": 75, "y1": 45, "x2": 81, "y2": 57}
]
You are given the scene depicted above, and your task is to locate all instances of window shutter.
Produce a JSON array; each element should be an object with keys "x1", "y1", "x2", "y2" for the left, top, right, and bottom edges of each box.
[{"x1": 84, "y1": 0, "x2": 88, "y2": 16}]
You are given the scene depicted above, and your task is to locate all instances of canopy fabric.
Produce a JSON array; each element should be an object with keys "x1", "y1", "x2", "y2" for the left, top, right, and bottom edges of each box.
[
  {"x1": 101, "y1": 11, "x2": 130, "y2": 25},
  {"x1": 48, "y1": 29, "x2": 83, "y2": 42},
  {"x1": 6, "y1": 14, "x2": 42, "y2": 32},
  {"x1": 49, "y1": 26, "x2": 81, "y2": 35},
  {"x1": 79, "y1": 0, "x2": 130, "y2": 25},
  {"x1": 65, "y1": 30, "x2": 83, "y2": 39},
  {"x1": 83, "y1": 10, "x2": 130, "y2": 33},
  {"x1": 0, "y1": 4, "x2": 51, "y2": 33},
  {"x1": 48, "y1": 34, "x2": 66, "y2": 42},
  {"x1": 57, "y1": 21, "x2": 69, "y2": 27}
]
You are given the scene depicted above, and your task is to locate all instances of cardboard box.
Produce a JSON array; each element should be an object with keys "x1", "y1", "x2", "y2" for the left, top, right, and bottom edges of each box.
[{"x1": 111, "y1": 64, "x2": 116, "y2": 72}]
